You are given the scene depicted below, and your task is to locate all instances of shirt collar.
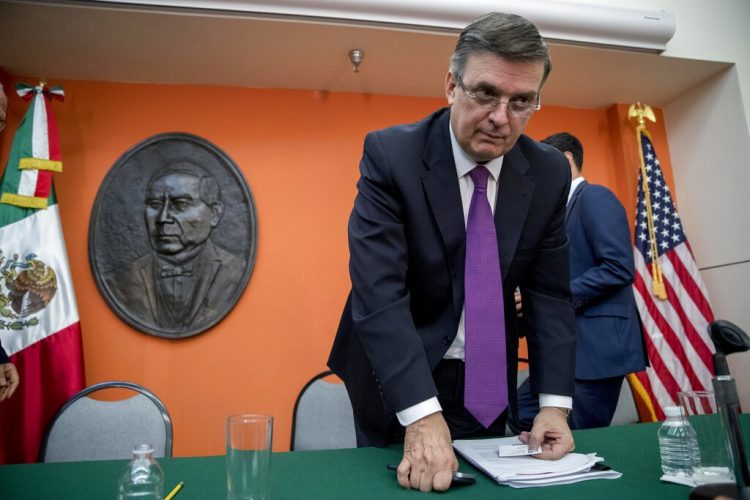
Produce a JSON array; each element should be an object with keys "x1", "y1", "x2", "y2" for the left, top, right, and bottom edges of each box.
[
  {"x1": 568, "y1": 176, "x2": 586, "y2": 204},
  {"x1": 449, "y1": 120, "x2": 503, "y2": 182}
]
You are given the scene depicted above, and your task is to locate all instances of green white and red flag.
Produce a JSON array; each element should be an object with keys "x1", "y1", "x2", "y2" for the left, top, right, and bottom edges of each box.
[
  {"x1": 0, "y1": 82, "x2": 85, "y2": 464},
  {"x1": 0, "y1": 83, "x2": 64, "y2": 209}
]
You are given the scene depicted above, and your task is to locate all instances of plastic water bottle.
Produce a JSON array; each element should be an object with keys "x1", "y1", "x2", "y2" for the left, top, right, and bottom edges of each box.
[
  {"x1": 117, "y1": 444, "x2": 164, "y2": 499},
  {"x1": 658, "y1": 406, "x2": 700, "y2": 476}
]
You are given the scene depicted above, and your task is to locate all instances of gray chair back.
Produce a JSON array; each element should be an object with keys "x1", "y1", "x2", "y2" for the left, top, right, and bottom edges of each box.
[
  {"x1": 610, "y1": 376, "x2": 639, "y2": 426},
  {"x1": 40, "y1": 381, "x2": 173, "y2": 462},
  {"x1": 291, "y1": 371, "x2": 356, "y2": 451},
  {"x1": 513, "y1": 368, "x2": 639, "y2": 427}
]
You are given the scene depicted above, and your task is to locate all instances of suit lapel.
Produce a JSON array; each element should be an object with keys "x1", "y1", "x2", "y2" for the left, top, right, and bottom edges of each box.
[
  {"x1": 496, "y1": 145, "x2": 535, "y2": 279},
  {"x1": 421, "y1": 110, "x2": 465, "y2": 315},
  {"x1": 566, "y1": 180, "x2": 587, "y2": 219}
]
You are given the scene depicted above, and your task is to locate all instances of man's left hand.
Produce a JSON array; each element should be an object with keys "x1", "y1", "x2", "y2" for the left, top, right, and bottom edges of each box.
[{"x1": 518, "y1": 407, "x2": 574, "y2": 460}]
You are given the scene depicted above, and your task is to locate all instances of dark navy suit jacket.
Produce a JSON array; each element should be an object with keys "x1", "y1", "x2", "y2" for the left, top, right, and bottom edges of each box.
[
  {"x1": 566, "y1": 180, "x2": 647, "y2": 380},
  {"x1": 328, "y1": 108, "x2": 577, "y2": 444}
]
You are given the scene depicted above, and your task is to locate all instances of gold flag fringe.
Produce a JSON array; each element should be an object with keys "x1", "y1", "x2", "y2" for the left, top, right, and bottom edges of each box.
[{"x1": 628, "y1": 102, "x2": 667, "y2": 300}]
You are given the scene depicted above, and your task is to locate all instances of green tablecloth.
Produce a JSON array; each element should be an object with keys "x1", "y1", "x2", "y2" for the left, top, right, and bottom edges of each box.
[{"x1": 2, "y1": 415, "x2": 748, "y2": 499}]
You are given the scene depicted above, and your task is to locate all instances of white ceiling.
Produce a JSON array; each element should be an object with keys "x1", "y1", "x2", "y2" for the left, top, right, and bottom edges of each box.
[{"x1": 0, "y1": 0, "x2": 730, "y2": 109}]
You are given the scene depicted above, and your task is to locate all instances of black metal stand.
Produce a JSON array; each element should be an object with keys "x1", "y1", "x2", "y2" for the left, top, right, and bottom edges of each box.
[{"x1": 689, "y1": 320, "x2": 750, "y2": 500}]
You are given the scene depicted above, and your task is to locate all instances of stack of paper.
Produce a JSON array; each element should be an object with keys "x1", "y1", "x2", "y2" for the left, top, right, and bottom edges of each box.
[{"x1": 453, "y1": 436, "x2": 622, "y2": 488}]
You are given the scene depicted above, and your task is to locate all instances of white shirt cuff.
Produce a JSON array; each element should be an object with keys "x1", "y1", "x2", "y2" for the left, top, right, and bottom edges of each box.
[
  {"x1": 396, "y1": 395, "x2": 570, "y2": 427},
  {"x1": 396, "y1": 397, "x2": 443, "y2": 426},
  {"x1": 539, "y1": 394, "x2": 573, "y2": 410}
]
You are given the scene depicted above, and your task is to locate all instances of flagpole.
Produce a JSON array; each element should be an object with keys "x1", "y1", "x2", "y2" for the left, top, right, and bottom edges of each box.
[{"x1": 628, "y1": 103, "x2": 667, "y2": 300}]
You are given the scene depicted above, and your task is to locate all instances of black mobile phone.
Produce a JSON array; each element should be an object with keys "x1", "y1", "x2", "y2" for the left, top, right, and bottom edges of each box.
[{"x1": 386, "y1": 464, "x2": 476, "y2": 486}]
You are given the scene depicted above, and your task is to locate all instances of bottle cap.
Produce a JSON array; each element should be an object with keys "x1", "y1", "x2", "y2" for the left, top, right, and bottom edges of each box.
[
  {"x1": 663, "y1": 406, "x2": 684, "y2": 417},
  {"x1": 133, "y1": 443, "x2": 155, "y2": 454}
]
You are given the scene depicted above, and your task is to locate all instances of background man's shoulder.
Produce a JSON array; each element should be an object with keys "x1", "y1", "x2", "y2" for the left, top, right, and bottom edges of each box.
[{"x1": 581, "y1": 183, "x2": 623, "y2": 207}]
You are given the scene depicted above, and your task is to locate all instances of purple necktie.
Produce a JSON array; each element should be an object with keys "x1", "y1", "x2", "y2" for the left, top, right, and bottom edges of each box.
[{"x1": 464, "y1": 165, "x2": 508, "y2": 428}]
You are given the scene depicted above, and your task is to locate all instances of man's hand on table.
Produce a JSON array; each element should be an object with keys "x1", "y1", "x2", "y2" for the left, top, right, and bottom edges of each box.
[
  {"x1": 397, "y1": 412, "x2": 458, "y2": 492},
  {"x1": 518, "y1": 406, "x2": 575, "y2": 460}
]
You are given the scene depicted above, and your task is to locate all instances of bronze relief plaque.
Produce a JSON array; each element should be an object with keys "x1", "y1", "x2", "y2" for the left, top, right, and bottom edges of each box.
[{"x1": 89, "y1": 133, "x2": 257, "y2": 339}]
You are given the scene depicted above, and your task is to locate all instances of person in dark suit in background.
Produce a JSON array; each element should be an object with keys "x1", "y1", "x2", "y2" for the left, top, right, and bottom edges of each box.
[
  {"x1": 513, "y1": 132, "x2": 647, "y2": 431},
  {"x1": 328, "y1": 13, "x2": 577, "y2": 492},
  {"x1": 0, "y1": 82, "x2": 21, "y2": 403}
]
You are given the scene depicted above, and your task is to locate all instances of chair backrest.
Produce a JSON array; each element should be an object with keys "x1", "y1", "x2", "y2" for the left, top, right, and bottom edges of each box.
[
  {"x1": 290, "y1": 370, "x2": 356, "y2": 451},
  {"x1": 610, "y1": 376, "x2": 639, "y2": 426},
  {"x1": 516, "y1": 368, "x2": 530, "y2": 388},
  {"x1": 39, "y1": 381, "x2": 173, "y2": 462},
  {"x1": 515, "y1": 367, "x2": 639, "y2": 426}
]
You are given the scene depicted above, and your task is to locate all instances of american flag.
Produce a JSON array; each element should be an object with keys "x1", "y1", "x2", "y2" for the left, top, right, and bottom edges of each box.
[{"x1": 632, "y1": 131, "x2": 715, "y2": 420}]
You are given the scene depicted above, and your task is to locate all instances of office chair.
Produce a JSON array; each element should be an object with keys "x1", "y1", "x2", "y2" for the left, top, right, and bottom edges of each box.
[
  {"x1": 39, "y1": 381, "x2": 173, "y2": 462},
  {"x1": 290, "y1": 370, "x2": 356, "y2": 451},
  {"x1": 516, "y1": 359, "x2": 640, "y2": 427},
  {"x1": 610, "y1": 376, "x2": 640, "y2": 426}
]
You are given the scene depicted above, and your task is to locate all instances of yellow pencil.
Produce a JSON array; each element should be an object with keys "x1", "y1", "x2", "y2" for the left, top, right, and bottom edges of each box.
[{"x1": 165, "y1": 481, "x2": 184, "y2": 500}]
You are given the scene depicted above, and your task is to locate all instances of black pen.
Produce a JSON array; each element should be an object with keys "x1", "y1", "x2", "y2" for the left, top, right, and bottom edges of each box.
[{"x1": 386, "y1": 464, "x2": 476, "y2": 485}]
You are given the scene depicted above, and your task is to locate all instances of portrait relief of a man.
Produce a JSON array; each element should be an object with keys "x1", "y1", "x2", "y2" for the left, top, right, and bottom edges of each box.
[{"x1": 90, "y1": 133, "x2": 256, "y2": 339}]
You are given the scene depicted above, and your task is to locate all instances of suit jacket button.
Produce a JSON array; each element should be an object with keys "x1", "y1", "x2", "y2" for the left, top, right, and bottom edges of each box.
[{"x1": 443, "y1": 336, "x2": 452, "y2": 346}]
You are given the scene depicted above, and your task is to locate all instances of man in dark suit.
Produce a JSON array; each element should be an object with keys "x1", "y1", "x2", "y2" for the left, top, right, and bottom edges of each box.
[
  {"x1": 328, "y1": 13, "x2": 577, "y2": 492},
  {"x1": 106, "y1": 163, "x2": 246, "y2": 336},
  {"x1": 513, "y1": 132, "x2": 647, "y2": 431}
]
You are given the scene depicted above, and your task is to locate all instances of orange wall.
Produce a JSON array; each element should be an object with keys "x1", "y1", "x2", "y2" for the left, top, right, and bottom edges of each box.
[{"x1": 0, "y1": 78, "x2": 673, "y2": 456}]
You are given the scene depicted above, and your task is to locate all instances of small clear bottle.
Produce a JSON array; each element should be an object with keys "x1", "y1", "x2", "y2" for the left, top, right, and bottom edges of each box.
[
  {"x1": 117, "y1": 444, "x2": 164, "y2": 500},
  {"x1": 658, "y1": 406, "x2": 700, "y2": 476}
]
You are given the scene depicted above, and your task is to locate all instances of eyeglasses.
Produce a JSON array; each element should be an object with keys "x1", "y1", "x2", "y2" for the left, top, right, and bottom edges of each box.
[{"x1": 454, "y1": 74, "x2": 541, "y2": 117}]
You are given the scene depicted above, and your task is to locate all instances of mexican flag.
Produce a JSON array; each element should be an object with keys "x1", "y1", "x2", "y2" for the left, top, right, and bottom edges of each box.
[{"x1": 0, "y1": 83, "x2": 84, "y2": 463}]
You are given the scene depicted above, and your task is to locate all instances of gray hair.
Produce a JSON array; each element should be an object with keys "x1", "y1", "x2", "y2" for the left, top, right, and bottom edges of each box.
[
  {"x1": 450, "y1": 12, "x2": 551, "y2": 85},
  {"x1": 147, "y1": 161, "x2": 222, "y2": 206}
]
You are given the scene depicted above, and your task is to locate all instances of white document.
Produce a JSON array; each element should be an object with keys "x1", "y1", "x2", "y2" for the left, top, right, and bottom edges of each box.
[
  {"x1": 452, "y1": 435, "x2": 622, "y2": 487},
  {"x1": 506, "y1": 469, "x2": 623, "y2": 488}
]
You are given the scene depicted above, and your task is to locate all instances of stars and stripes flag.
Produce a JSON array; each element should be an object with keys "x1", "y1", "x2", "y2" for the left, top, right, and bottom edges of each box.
[
  {"x1": 630, "y1": 115, "x2": 715, "y2": 421},
  {"x1": 0, "y1": 81, "x2": 85, "y2": 463}
]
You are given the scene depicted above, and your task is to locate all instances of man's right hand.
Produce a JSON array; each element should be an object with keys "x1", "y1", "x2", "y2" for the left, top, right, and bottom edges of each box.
[{"x1": 397, "y1": 412, "x2": 457, "y2": 492}]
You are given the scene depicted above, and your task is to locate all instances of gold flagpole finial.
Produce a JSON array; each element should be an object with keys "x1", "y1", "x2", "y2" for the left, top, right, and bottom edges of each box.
[
  {"x1": 39, "y1": 79, "x2": 47, "y2": 88},
  {"x1": 628, "y1": 102, "x2": 656, "y2": 130}
]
